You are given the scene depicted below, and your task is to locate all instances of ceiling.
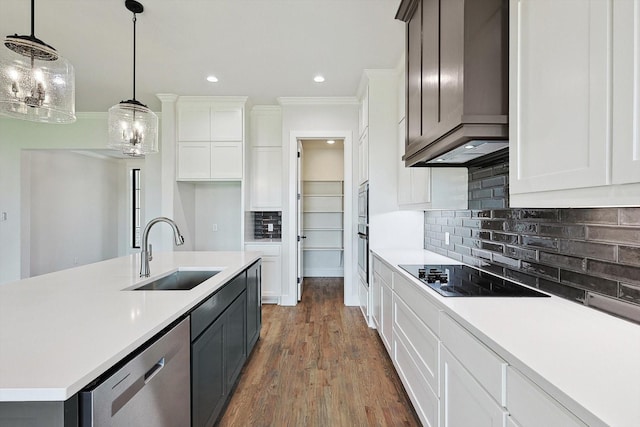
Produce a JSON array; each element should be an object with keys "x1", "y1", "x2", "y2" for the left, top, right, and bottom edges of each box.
[{"x1": 1, "y1": 0, "x2": 405, "y2": 112}]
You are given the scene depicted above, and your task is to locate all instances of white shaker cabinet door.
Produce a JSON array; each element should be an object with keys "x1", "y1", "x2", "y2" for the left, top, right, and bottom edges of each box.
[
  {"x1": 440, "y1": 346, "x2": 508, "y2": 427},
  {"x1": 509, "y1": 0, "x2": 610, "y2": 195},
  {"x1": 250, "y1": 147, "x2": 282, "y2": 210},
  {"x1": 506, "y1": 367, "x2": 587, "y2": 427},
  {"x1": 177, "y1": 142, "x2": 211, "y2": 180},
  {"x1": 177, "y1": 104, "x2": 211, "y2": 141},
  {"x1": 210, "y1": 108, "x2": 243, "y2": 141},
  {"x1": 612, "y1": 0, "x2": 640, "y2": 184},
  {"x1": 210, "y1": 141, "x2": 243, "y2": 179}
]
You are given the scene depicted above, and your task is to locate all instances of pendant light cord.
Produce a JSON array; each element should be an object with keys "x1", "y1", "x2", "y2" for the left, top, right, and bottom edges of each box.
[
  {"x1": 132, "y1": 13, "x2": 137, "y2": 101},
  {"x1": 30, "y1": 0, "x2": 35, "y2": 37}
]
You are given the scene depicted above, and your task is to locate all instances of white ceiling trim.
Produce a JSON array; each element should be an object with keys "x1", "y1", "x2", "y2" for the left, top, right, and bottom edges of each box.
[{"x1": 277, "y1": 97, "x2": 359, "y2": 106}]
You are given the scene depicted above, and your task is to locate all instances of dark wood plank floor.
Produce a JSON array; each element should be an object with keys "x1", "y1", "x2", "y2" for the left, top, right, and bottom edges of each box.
[{"x1": 217, "y1": 278, "x2": 421, "y2": 427}]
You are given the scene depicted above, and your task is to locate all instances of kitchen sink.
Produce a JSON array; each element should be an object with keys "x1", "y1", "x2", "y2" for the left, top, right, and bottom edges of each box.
[{"x1": 133, "y1": 270, "x2": 220, "y2": 291}]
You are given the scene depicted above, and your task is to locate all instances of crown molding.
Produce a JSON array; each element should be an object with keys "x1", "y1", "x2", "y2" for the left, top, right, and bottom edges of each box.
[{"x1": 277, "y1": 96, "x2": 359, "y2": 106}]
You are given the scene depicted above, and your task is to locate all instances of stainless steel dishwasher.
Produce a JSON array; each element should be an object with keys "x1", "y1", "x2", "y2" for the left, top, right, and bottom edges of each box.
[{"x1": 80, "y1": 317, "x2": 190, "y2": 426}]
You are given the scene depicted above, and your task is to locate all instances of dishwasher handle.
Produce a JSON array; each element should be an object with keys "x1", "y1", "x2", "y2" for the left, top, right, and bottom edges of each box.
[{"x1": 144, "y1": 357, "x2": 165, "y2": 384}]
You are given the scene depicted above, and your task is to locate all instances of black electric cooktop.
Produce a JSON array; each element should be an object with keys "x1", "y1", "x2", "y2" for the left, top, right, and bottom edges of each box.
[{"x1": 399, "y1": 264, "x2": 550, "y2": 298}]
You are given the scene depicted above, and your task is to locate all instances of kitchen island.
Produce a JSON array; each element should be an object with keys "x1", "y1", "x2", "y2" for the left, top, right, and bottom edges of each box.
[
  {"x1": 0, "y1": 251, "x2": 261, "y2": 425},
  {"x1": 372, "y1": 249, "x2": 640, "y2": 427}
]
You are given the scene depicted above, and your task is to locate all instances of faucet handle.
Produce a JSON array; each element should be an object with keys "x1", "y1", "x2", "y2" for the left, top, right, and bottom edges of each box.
[{"x1": 148, "y1": 244, "x2": 153, "y2": 261}]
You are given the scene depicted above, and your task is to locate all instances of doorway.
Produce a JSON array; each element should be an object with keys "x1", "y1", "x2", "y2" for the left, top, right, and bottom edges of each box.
[
  {"x1": 290, "y1": 131, "x2": 358, "y2": 306},
  {"x1": 297, "y1": 139, "x2": 345, "y2": 300}
]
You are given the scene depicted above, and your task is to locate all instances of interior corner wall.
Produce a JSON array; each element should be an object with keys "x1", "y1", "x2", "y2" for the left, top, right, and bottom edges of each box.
[
  {"x1": 0, "y1": 114, "x2": 161, "y2": 284},
  {"x1": 27, "y1": 150, "x2": 121, "y2": 276},
  {"x1": 280, "y1": 103, "x2": 359, "y2": 306}
]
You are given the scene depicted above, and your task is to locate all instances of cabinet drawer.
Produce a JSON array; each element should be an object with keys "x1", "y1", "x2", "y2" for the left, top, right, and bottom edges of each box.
[
  {"x1": 394, "y1": 273, "x2": 440, "y2": 335},
  {"x1": 440, "y1": 313, "x2": 507, "y2": 406},
  {"x1": 393, "y1": 330, "x2": 439, "y2": 427},
  {"x1": 373, "y1": 256, "x2": 393, "y2": 287},
  {"x1": 191, "y1": 273, "x2": 246, "y2": 341},
  {"x1": 393, "y1": 295, "x2": 439, "y2": 396},
  {"x1": 506, "y1": 367, "x2": 587, "y2": 427},
  {"x1": 244, "y1": 244, "x2": 281, "y2": 257}
]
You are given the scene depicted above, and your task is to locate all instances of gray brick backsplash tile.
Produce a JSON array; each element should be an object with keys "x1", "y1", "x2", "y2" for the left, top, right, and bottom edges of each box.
[
  {"x1": 539, "y1": 279, "x2": 586, "y2": 303},
  {"x1": 587, "y1": 225, "x2": 640, "y2": 245},
  {"x1": 423, "y1": 158, "x2": 640, "y2": 323},
  {"x1": 557, "y1": 240, "x2": 617, "y2": 261},
  {"x1": 560, "y1": 208, "x2": 619, "y2": 225},
  {"x1": 472, "y1": 230, "x2": 491, "y2": 239},
  {"x1": 560, "y1": 270, "x2": 619, "y2": 296},
  {"x1": 482, "y1": 175, "x2": 507, "y2": 188},
  {"x1": 520, "y1": 209, "x2": 559, "y2": 221},
  {"x1": 521, "y1": 261, "x2": 559, "y2": 281},
  {"x1": 521, "y1": 235, "x2": 558, "y2": 250},
  {"x1": 619, "y1": 283, "x2": 640, "y2": 305},
  {"x1": 538, "y1": 252, "x2": 585, "y2": 271},
  {"x1": 480, "y1": 219, "x2": 504, "y2": 231},
  {"x1": 587, "y1": 260, "x2": 640, "y2": 286},
  {"x1": 504, "y1": 221, "x2": 538, "y2": 234},
  {"x1": 505, "y1": 269, "x2": 538, "y2": 287},
  {"x1": 493, "y1": 232, "x2": 519, "y2": 244},
  {"x1": 492, "y1": 254, "x2": 520, "y2": 268},
  {"x1": 505, "y1": 245, "x2": 537, "y2": 261},
  {"x1": 538, "y1": 224, "x2": 586, "y2": 239},
  {"x1": 620, "y1": 208, "x2": 640, "y2": 225},
  {"x1": 480, "y1": 199, "x2": 507, "y2": 209},
  {"x1": 619, "y1": 246, "x2": 640, "y2": 266}
]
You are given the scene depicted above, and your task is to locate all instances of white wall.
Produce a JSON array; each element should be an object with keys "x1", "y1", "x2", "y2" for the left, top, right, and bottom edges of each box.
[
  {"x1": 194, "y1": 182, "x2": 242, "y2": 251},
  {"x1": 0, "y1": 114, "x2": 164, "y2": 284},
  {"x1": 280, "y1": 99, "x2": 359, "y2": 306},
  {"x1": 24, "y1": 150, "x2": 121, "y2": 276}
]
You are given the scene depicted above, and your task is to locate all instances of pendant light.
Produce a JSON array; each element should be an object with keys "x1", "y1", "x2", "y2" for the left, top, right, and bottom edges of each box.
[
  {"x1": 107, "y1": 0, "x2": 158, "y2": 157},
  {"x1": 0, "y1": 0, "x2": 76, "y2": 123}
]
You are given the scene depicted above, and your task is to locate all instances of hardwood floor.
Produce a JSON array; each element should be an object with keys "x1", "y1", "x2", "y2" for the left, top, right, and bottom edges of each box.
[{"x1": 217, "y1": 278, "x2": 421, "y2": 427}]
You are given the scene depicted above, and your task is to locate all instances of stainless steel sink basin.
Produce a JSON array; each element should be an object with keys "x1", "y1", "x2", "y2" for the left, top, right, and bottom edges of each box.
[{"x1": 133, "y1": 270, "x2": 220, "y2": 291}]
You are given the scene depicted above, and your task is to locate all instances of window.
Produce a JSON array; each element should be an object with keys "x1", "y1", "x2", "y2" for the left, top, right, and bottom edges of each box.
[{"x1": 132, "y1": 168, "x2": 141, "y2": 248}]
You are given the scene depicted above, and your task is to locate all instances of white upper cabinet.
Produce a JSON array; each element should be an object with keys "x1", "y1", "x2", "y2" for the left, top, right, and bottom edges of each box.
[
  {"x1": 612, "y1": 0, "x2": 640, "y2": 185},
  {"x1": 176, "y1": 97, "x2": 246, "y2": 181},
  {"x1": 248, "y1": 106, "x2": 282, "y2": 210},
  {"x1": 510, "y1": 0, "x2": 640, "y2": 207},
  {"x1": 359, "y1": 85, "x2": 369, "y2": 138}
]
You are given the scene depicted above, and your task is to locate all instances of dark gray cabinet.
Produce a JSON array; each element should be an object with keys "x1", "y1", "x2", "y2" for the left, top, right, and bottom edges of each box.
[
  {"x1": 191, "y1": 261, "x2": 261, "y2": 427},
  {"x1": 246, "y1": 260, "x2": 261, "y2": 352},
  {"x1": 396, "y1": 0, "x2": 509, "y2": 166}
]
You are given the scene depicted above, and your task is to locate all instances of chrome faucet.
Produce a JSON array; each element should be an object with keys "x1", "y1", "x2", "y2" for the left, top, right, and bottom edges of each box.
[{"x1": 140, "y1": 217, "x2": 185, "y2": 277}]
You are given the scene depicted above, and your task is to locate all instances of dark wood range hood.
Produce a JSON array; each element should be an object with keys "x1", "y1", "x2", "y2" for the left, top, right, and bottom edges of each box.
[{"x1": 396, "y1": 0, "x2": 509, "y2": 167}]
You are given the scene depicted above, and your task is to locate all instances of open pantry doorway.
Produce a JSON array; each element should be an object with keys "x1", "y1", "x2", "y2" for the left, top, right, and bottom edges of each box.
[{"x1": 289, "y1": 131, "x2": 354, "y2": 306}]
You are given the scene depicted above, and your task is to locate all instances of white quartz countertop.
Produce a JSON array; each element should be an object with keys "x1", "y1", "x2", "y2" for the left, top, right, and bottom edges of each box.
[
  {"x1": 0, "y1": 251, "x2": 260, "y2": 402},
  {"x1": 372, "y1": 248, "x2": 640, "y2": 427}
]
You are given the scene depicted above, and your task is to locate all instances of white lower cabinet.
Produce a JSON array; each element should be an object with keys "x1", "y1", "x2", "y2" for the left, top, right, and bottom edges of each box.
[
  {"x1": 379, "y1": 277, "x2": 393, "y2": 352},
  {"x1": 244, "y1": 244, "x2": 281, "y2": 304},
  {"x1": 370, "y1": 255, "x2": 601, "y2": 427},
  {"x1": 394, "y1": 330, "x2": 440, "y2": 427},
  {"x1": 506, "y1": 367, "x2": 587, "y2": 427},
  {"x1": 358, "y1": 275, "x2": 369, "y2": 323},
  {"x1": 440, "y1": 346, "x2": 508, "y2": 427},
  {"x1": 371, "y1": 272, "x2": 381, "y2": 330}
]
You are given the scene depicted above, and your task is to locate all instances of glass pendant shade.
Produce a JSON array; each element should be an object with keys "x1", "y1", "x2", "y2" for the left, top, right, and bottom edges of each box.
[
  {"x1": 108, "y1": 100, "x2": 158, "y2": 156},
  {"x1": 107, "y1": 0, "x2": 158, "y2": 156},
  {"x1": 0, "y1": 36, "x2": 76, "y2": 123}
]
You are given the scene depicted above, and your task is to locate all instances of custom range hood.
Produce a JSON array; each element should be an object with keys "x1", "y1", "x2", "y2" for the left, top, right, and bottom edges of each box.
[{"x1": 397, "y1": 0, "x2": 509, "y2": 167}]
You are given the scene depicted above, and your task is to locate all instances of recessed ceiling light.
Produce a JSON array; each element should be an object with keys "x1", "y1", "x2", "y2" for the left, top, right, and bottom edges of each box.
[
  {"x1": 464, "y1": 145, "x2": 475, "y2": 149},
  {"x1": 314, "y1": 75, "x2": 325, "y2": 83},
  {"x1": 206, "y1": 75, "x2": 218, "y2": 83},
  {"x1": 436, "y1": 158, "x2": 445, "y2": 162},
  {"x1": 326, "y1": 140, "x2": 335, "y2": 144}
]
